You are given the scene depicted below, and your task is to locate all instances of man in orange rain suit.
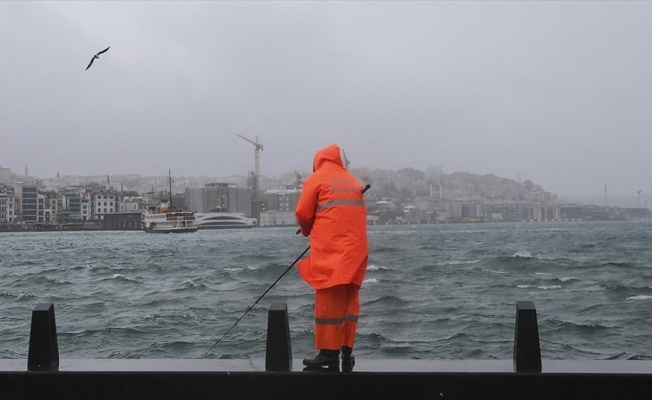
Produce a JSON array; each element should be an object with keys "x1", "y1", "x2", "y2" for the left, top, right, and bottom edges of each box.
[{"x1": 295, "y1": 144, "x2": 368, "y2": 372}]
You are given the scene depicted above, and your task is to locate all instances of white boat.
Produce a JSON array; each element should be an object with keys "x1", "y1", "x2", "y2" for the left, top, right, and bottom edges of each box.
[
  {"x1": 141, "y1": 201, "x2": 198, "y2": 233},
  {"x1": 194, "y1": 212, "x2": 257, "y2": 229},
  {"x1": 141, "y1": 170, "x2": 198, "y2": 233}
]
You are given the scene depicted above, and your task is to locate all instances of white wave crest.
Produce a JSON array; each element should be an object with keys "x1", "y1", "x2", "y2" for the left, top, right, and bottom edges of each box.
[
  {"x1": 445, "y1": 260, "x2": 480, "y2": 266},
  {"x1": 627, "y1": 295, "x2": 652, "y2": 301},
  {"x1": 538, "y1": 285, "x2": 562, "y2": 290},
  {"x1": 485, "y1": 269, "x2": 508, "y2": 274},
  {"x1": 111, "y1": 274, "x2": 136, "y2": 282},
  {"x1": 363, "y1": 278, "x2": 378, "y2": 284}
]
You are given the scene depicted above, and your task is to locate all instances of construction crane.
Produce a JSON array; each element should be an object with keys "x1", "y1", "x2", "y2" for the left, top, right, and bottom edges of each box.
[
  {"x1": 341, "y1": 148, "x2": 351, "y2": 169},
  {"x1": 293, "y1": 171, "x2": 303, "y2": 189},
  {"x1": 237, "y1": 134, "x2": 263, "y2": 224}
]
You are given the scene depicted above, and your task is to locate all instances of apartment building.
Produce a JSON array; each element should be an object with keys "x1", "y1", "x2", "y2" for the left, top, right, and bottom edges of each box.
[
  {"x1": 0, "y1": 166, "x2": 11, "y2": 183},
  {"x1": 14, "y1": 184, "x2": 45, "y2": 223},
  {"x1": 185, "y1": 183, "x2": 253, "y2": 215},
  {"x1": 87, "y1": 188, "x2": 121, "y2": 220},
  {"x1": 0, "y1": 191, "x2": 16, "y2": 222}
]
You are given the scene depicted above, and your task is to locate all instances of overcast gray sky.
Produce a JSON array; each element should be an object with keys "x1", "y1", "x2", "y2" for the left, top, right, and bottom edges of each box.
[{"x1": 1, "y1": 1, "x2": 650, "y2": 197}]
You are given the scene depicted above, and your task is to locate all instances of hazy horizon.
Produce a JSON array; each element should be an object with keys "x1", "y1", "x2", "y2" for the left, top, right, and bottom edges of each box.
[
  {"x1": 1, "y1": 1, "x2": 650, "y2": 197},
  {"x1": 5, "y1": 165, "x2": 649, "y2": 209}
]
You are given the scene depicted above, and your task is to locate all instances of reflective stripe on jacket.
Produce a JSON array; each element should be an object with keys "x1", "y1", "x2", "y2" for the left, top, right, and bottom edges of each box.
[{"x1": 295, "y1": 144, "x2": 368, "y2": 289}]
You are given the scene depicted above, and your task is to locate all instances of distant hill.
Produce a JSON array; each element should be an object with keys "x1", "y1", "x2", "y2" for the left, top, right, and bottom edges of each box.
[{"x1": 11, "y1": 168, "x2": 648, "y2": 208}]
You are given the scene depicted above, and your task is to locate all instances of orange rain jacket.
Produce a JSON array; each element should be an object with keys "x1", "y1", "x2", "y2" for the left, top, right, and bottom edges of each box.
[{"x1": 295, "y1": 144, "x2": 368, "y2": 290}]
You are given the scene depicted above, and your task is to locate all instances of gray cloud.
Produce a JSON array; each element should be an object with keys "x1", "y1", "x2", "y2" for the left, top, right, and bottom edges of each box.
[{"x1": 1, "y1": 1, "x2": 650, "y2": 197}]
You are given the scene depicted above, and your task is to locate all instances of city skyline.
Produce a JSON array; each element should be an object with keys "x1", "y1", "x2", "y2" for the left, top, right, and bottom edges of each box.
[
  {"x1": 2, "y1": 164, "x2": 649, "y2": 229},
  {"x1": 1, "y1": 163, "x2": 648, "y2": 210},
  {"x1": 1, "y1": 2, "x2": 651, "y2": 198}
]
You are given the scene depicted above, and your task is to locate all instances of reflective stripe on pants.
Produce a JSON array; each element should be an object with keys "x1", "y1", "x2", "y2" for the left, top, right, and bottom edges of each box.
[{"x1": 314, "y1": 284, "x2": 360, "y2": 350}]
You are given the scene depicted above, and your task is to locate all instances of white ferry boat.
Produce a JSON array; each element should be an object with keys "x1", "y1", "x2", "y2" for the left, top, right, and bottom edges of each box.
[
  {"x1": 194, "y1": 212, "x2": 257, "y2": 229},
  {"x1": 142, "y1": 201, "x2": 198, "y2": 233},
  {"x1": 141, "y1": 169, "x2": 198, "y2": 233}
]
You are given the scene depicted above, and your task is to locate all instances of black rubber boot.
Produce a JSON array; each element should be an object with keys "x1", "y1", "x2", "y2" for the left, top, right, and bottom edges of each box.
[
  {"x1": 303, "y1": 349, "x2": 340, "y2": 371},
  {"x1": 341, "y1": 346, "x2": 355, "y2": 372}
]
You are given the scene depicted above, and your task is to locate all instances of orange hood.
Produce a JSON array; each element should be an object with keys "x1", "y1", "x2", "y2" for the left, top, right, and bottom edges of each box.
[{"x1": 313, "y1": 144, "x2": 344, "y2": 172}]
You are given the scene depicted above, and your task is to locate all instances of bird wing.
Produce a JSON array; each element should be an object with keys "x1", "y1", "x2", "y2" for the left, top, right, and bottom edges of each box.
[
  {"x1": 85, "y1": 57, "x2": 95, "y2": 71},
  {"x1": 97, "y1": 46, "x2": 110, "y2": 55}
]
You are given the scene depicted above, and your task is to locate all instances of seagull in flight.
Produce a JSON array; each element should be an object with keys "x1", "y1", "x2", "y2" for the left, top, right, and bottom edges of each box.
[{"x1": 85, "y1": 46, "x2": 110, "y2": 71}]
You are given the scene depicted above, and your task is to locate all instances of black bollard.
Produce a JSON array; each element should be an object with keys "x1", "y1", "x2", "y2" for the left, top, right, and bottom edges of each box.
[
  {"x1": 513, "y1": 300, "x2": 542, "y2": 373},
  {"x1": 27, "y1": 303, "x2": 59, "y2": 371},
  {"x1": 265, "y1": 302, "x2": 292, "y2": 372}
]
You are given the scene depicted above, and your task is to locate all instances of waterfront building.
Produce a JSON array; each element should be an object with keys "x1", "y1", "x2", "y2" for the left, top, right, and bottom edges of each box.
[
  {"x1": 0, "y1": 191, "x2": 16, "y2": 222},
  {"x1": 262, "y1": 189, "x2": 300, "y2": 212},
  {"x1": 86, "y1": 188, "x2": 121, "y2": 221},
  {"x1": 259, "y1": 211, "x2": 297, "y2": 227},
  {"x1": 185, "y1": 183, "x2": 253, "y2": 215},
  {"x1": 62, "y1": 192, "x2": 82, "y2": 221},
  {"x1": 102, "y1": 212, "x2": 142, "y2": 230},
  {"x1": 42, "y1": 191, "x2": 62, "y2": 223},
  {"x1": 170, "y1": 193, "x2": 187, "y2": 210},
  {"x1": 0, "y1": 193, "x2": 6, "y2": 222},
  {"x1": 225, "y1": 185, "x2": 253, "y2": 215},
  {"x1": 0, "y1": 166, "x2": 11, "y2": 183},
  {"x1": 462, "y1": 202, "x2": 483, "y2": 222},
  {"x1": 141, "y1": 191, "x2": 186, "y2": 211},
  {"x1": 414, "y1": 196, "x2": 438, "y2": 213},
  {"x1": 14, "y1": 184, "x2": 44, "y2": 223},
  {"x1": 185, "y1": 184, "x2": 224, "y2": 213},
  {"x1": 257, "y1": 189, "x2": 301, "y2": 227},
  {"x1": 41, "y1": 172, "x2": 62, "y2": 190},
  {"x1": 367, "y1": 200, "x2": 399, "y2": 222},
  {"x1": 120, "y1": 196, "x2": 145, "y2": 212},
  {"x1": 80, "y1": 197, "x2": 91, "y2": 221}
]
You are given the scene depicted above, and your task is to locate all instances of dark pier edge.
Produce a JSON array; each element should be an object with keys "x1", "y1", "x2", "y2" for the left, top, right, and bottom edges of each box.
[{"x1": 0, "y1": 302, "x2": 650, "y2": 400}]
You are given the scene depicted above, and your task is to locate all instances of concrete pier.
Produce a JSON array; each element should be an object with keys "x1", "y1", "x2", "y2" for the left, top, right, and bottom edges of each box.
[
  {"x1": 2, "y1": 358, "x2": 652, "y2": 400},
  {"x1": 1, "y1": 302, "x2": 651, "y2": 399}
]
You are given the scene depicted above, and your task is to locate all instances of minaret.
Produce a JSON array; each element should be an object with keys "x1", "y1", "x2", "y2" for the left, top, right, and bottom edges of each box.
[
  {"x1": 24, "y1": 165, "x2": 29, "y2": 176},
  {"x1": 106, "y1": 174, "x2": 111, "y2": 190}
]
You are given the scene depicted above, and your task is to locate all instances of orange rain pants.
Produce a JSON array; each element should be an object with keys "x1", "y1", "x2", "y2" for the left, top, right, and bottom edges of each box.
[{"x1": 314, "y1": 283, "x2": 360, "y2": 350}]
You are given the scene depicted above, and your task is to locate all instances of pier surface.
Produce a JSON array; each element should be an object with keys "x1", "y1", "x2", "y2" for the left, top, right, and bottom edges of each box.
[
  {"x1": 4, "y1": 357, "x2": 652, "y2": 373},
  {"x1": 2, "y1": 358, "x2": 652, "y2": 400}
]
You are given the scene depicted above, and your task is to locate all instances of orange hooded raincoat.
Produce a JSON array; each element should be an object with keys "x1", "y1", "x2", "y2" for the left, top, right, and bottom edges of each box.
[{"x1": 295, "y1": 144, "x2": 368, "y2": 289}]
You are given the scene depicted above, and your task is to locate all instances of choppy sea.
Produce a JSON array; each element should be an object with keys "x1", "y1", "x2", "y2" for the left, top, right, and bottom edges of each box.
[{"x1": 1, "y1": 221, "x2": 651, "y2": 361}]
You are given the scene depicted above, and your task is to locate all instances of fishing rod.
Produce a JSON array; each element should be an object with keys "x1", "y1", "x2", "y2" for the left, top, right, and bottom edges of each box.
[
  {"x1": 205, "y1": 246, "x2": 310, "y2": 356},
  {"x1": 206, "y1": 183, "x2": 370, "y2": 356}
]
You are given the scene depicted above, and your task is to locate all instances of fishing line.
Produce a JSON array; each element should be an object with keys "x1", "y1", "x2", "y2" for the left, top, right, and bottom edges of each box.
[{"x1": 205, "y1": 246, "x2": 310, "y2": 356}]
